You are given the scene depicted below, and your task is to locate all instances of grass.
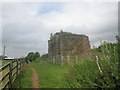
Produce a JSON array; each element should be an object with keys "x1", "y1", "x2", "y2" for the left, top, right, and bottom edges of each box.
[
  {"x1": 12, "y1": 65, "x2": 32, "y2": 88},
  {"x1": 0, "y1": 60, "x2": 12, "y2": 68},
  {"x1": 12, "y1": 60, "x2": 69, "y2": 88},
  {"x1": 12, "y1": 59, "x2": 69, "y2": 88},
  {"x1": 30, "y1": 61, "x2": 69, "y2": 88},
  {"x1": 65, "y1": 59, "x2": 101, "y2": 88}
]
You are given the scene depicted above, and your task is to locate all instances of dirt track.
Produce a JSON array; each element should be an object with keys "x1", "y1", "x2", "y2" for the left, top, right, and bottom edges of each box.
[{"x1": 31, "y1": 67, "x2": 39, "y2": 88}]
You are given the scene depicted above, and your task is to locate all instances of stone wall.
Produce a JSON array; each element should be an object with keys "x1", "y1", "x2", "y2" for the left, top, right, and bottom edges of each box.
[{"x1": 48, "y1": 31, "x2": 91, "y2": 64}]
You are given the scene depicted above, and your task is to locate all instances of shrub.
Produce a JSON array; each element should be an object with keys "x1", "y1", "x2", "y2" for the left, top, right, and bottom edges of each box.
[{"x1": 66, "y1": 43, "x2": 120, "y2": 88}]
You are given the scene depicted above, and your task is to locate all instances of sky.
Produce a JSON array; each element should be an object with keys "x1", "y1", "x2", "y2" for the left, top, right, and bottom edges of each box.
[{"x1": 0, "y1": 0, "x2": 119, "y2": 58}]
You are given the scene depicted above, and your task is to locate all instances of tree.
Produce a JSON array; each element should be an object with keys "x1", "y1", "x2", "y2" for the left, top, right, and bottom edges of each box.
[
  {"x1": 34, "y1": 52, "x2": 40, "y2": 59},
  {"x1": 26, "y1": 52, "x2": 40, "y2": 62}
]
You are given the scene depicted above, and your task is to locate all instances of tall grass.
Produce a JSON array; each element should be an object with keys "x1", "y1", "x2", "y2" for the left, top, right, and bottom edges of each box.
[
  {"x1": 12, "y1": 65, "x2": 32, "y2": 88},
  {"x1": 31, "y1": 61, "x2": 69, "y2": 88},
  {"x1": 65, "y1": 43, "x2": 119, "y2": 88}
]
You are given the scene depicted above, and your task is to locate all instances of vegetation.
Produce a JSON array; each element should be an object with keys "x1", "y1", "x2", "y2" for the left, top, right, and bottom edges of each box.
[
  {"x1": 0, "y1": 60, "x2": 11, "y2": 67},
  {"x1": 34, "y1": 54, "x2": 48, "y2": 63},
  {"x1": 12, "y1": 60, "x2": 69, "y2": 88},
  {"x1": 41, "y1": 54, "x2": 48, "y2": 59},
  {"x1": 65, "y1": 43, "x2": 119, "y2": 88},
  {"x1": 26, "y1": 52, "x2": 40, "y2": 62},
  {"x1": 12, "y1": 42, "x2": 119, "y2": 88},
  {"x1": 12, "y1": 65, "x2": 32, "y2": 88},
  {"x1": 12, "y1": 54, "x2": 69, "y2": 88},
  {"x1": 31, "y1": 61, "x2": 68, "y2": 88}
]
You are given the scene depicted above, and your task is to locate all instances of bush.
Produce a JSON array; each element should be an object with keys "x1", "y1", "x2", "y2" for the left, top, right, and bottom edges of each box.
[{"x1": 66, "y1": 43, "x2": 120, "y2": 88}]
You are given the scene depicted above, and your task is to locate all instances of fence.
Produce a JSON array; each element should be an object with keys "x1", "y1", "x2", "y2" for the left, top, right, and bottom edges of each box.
[{"x1": 0, "y1": 59, "x2": 27, "y2": 89}]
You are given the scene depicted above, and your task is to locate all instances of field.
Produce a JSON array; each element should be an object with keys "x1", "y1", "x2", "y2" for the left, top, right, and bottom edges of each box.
[{"x1": 0, "y1": 60, "x2": 14, "y2": 68}]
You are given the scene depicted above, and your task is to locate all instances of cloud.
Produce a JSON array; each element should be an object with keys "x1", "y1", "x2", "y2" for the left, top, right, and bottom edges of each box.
[
  {"x1": 2, "y1": 2, "x2": 118, "y2": 57},
  {"x1": 0, "y1": 2, "x2": 2, "y2": 55}
]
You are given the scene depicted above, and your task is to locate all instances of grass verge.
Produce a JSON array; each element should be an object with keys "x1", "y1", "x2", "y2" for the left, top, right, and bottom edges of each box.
[
  {"x1": 12, "y1": 65, "x2": 32, "y2": 88},
  {"x1": 30, "y1": 61, "x2": 69, "y2": 88}
]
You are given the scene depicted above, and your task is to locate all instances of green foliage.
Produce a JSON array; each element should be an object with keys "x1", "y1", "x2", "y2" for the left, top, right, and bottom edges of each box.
[
  {"x1": 41, "y1": 54, "x2": 48, "y2": 60},
  {"x1": 34, "y1": 53, "x2": 48, "y2": 63},
  {"x1": 66, "y1": 43, "x2": 120, "y2": 88},
  {"x1": 26, "y1": 52, "x2": 40, "y2": 62},
  {"x1": 65, "y1": 59, "x2": 100, "y2": 88},
  {"x1": 97, "y1": 43, "x2": 117, "y2": 52},
  {"x1": 93, "y1": 43, "x2": 119, "y2": 88}
]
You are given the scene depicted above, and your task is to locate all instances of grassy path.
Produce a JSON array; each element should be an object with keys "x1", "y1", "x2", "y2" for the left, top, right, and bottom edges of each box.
[
  {"x1": 31, "y1": 67, "x2": 39, "y2": 88},
  {"x1": 12, "y1": 60, "x2": 69, "y2": 88},
  {"x1": 31, "y1": 61, "x2": 69, "y2": 88}
]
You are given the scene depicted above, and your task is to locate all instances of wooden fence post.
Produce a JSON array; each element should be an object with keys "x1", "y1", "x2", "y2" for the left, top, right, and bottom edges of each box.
[
  {"x1": 9, "y1": 62, "x2": 12, "y2": 88},
  {"x1": 0, "y1": 59, "x2": 27, "y2": 89},
  {"x1": 16, "y1": 60, "x2": 18, "y2": 76},
  {"x1": 19, "y1": 59, "x2": 21, "y2": 71}
]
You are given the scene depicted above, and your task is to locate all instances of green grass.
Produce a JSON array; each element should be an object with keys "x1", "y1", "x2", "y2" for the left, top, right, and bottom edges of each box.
[
  {"x1": 65, "y1": 59, "x2": 100, "y2": 88},
  {"x1": 0, "y1": 60, "x2": 12, "y2": 68},
  {"x1": 12, "y1": 60, "x2": 69, "y2": 88},
  {"x1": 12, "y1": 65, "x2": 32, "y2": 88},
  {"x1": 30, "y1": 61, "x2": 69, "y2": 88}
]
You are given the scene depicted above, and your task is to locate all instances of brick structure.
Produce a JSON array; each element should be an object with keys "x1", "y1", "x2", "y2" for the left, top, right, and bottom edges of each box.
[{"x1": 48, "y1": 31, "x2": 91, "y2": 64}]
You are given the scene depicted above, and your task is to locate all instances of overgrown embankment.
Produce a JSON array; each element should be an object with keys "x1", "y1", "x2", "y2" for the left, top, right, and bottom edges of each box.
[{"x1": 65, "y1": 43, "x2": 120, "y2": 88}]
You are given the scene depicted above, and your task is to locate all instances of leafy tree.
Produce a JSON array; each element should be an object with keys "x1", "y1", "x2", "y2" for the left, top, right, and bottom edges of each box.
[
  {"x1": 34, "y1": 52, "x2": 40, "y2": 59},
  {"x1": 26, "y1": 52, "x2": 40, "y2": 62},
  {"x1": 41, "y1": 54, "x2": 48, "y2": 59}
]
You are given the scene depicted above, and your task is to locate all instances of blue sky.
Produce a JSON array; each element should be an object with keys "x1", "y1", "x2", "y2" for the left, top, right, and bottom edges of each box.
[{"x1": 38, "y1": 2, "x2": 63, "y2": 14}]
